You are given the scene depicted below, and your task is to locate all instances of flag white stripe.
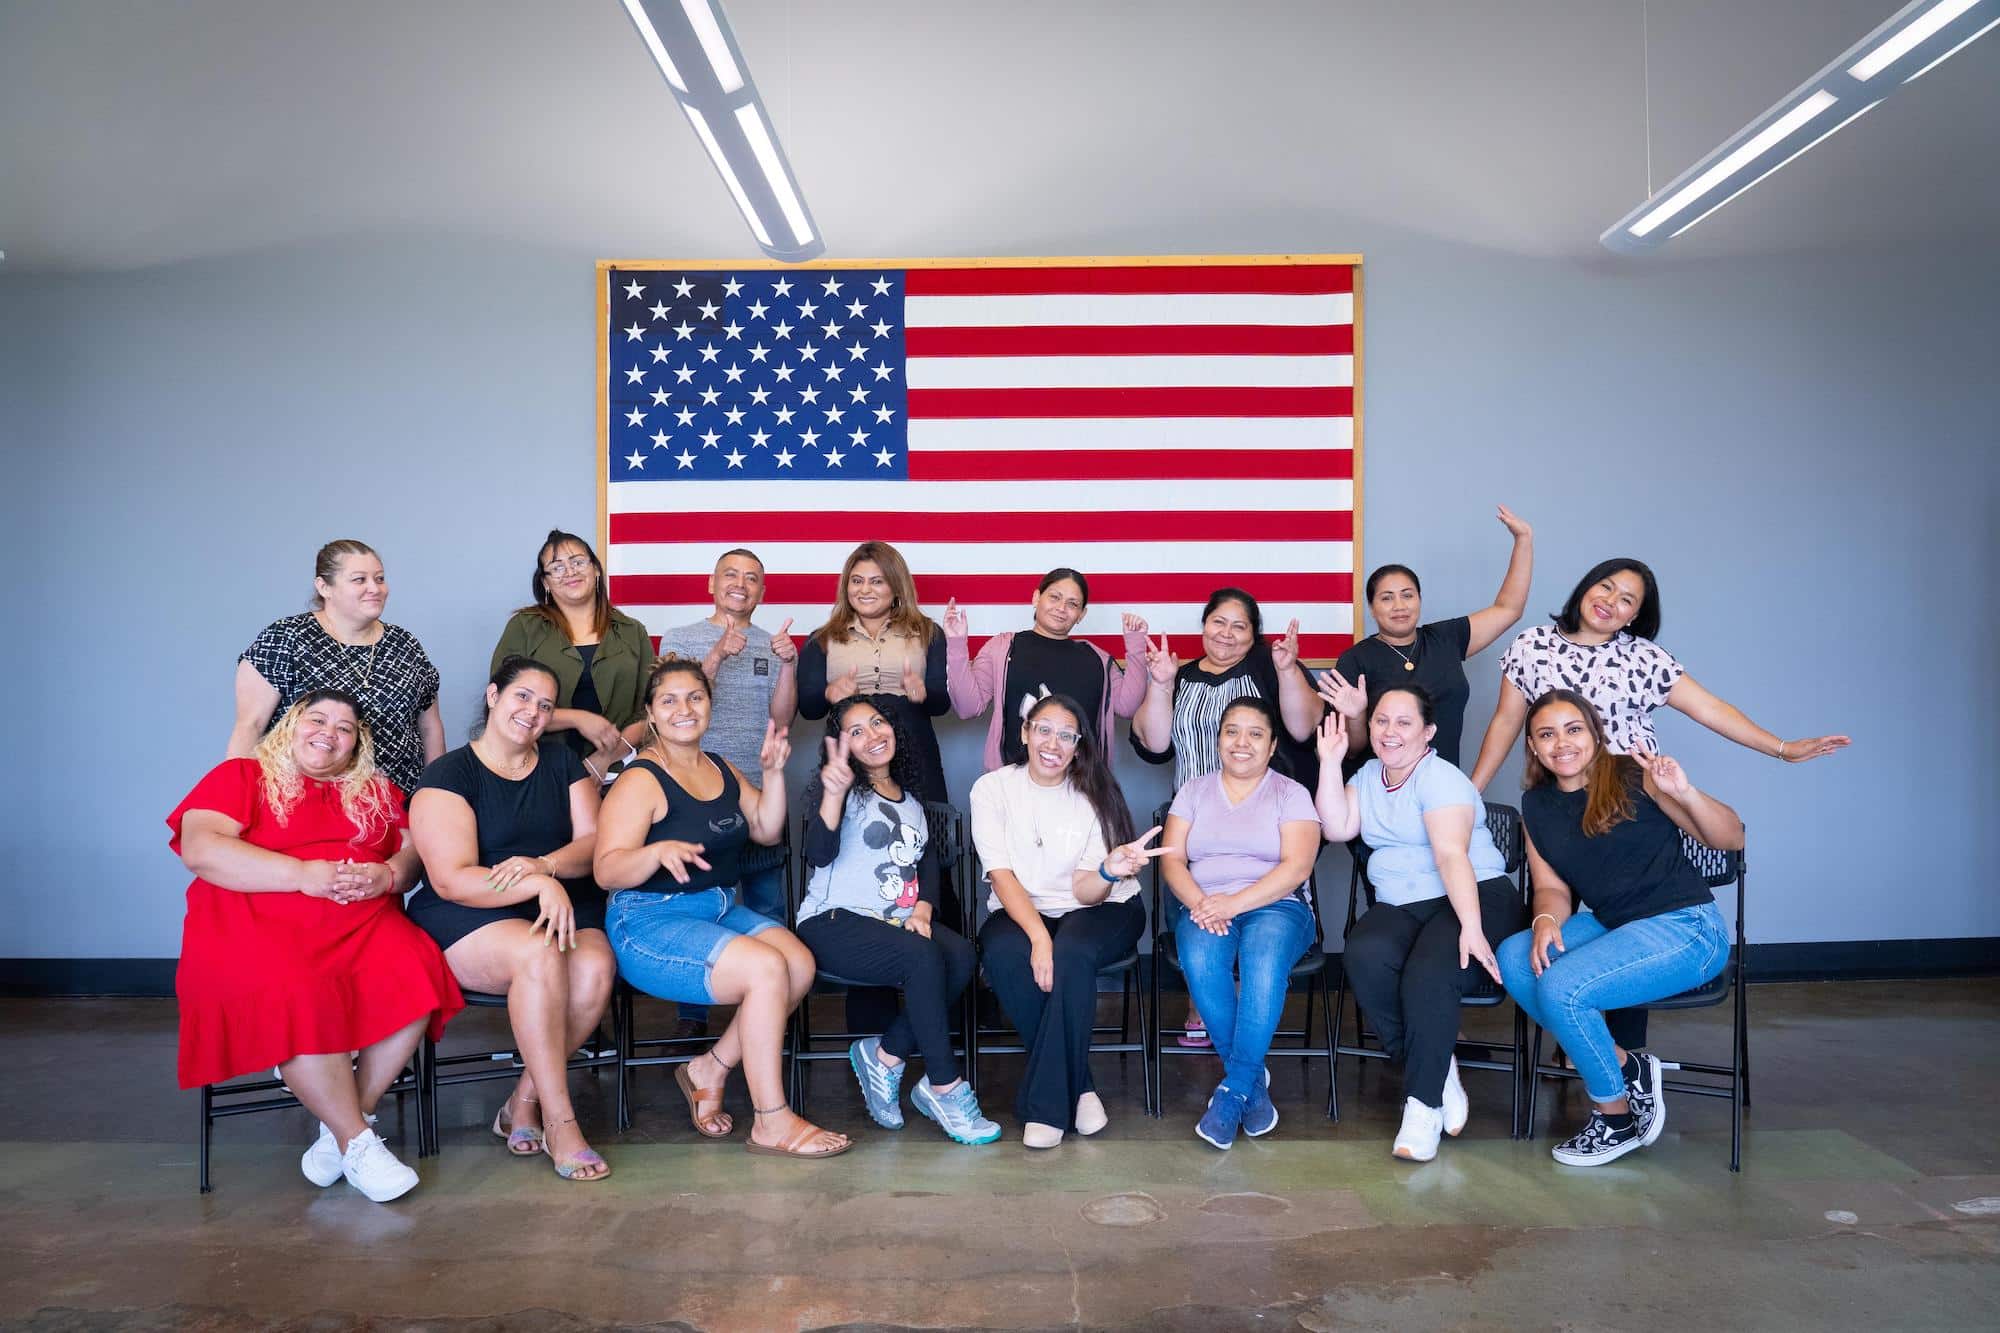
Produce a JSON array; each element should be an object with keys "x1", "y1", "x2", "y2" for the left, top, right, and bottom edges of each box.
[
  {"x1": 608, "y1": 478, "x2": 1353, "y2": 511},
  {"x1": 905, "y1": 354, "x2": 1353, "y2": 390},
  {"x1": 626, "y1": 602, "x2": 1354, "y2": 638},
  {"x1": 905, "y1": 418, "x2": 1352, "y2": 452},
  {"x1": 904, "y1": 292, "x2": 1353, "y2": 328},
  {"x1": 611, "y1": 541, "x2": 1354, "y2": 577}
]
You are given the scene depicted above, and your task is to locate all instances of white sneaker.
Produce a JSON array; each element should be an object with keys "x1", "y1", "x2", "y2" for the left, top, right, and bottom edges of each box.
[
  {"x1": 1074, "y1": 1092, "x2": 1108, "y2": 1137},
  {"x1": 301, "y1": 1114, "x2": 376, "y2": 1187},
  {"x1": 340, "y1": 1128, "x2": 419, "y2": 1203},
  {"x1": 1392, "y1": 1097, "x2": 1444, "y2": 1162},
  {"x1": 1441, "y1": 1057, "x2": 1469, "y2": 1137}
]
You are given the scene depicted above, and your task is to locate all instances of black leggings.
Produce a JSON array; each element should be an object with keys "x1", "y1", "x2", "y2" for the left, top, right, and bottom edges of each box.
[
  {"x1": 1342, "y1": 875, "x2": 1526, "y2": 1107},
  {"x1": 797, "y1": 910, "x2": 975, "y2": 1084}
]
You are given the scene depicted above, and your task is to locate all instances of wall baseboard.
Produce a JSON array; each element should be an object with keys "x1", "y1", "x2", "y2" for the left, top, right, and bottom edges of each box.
[{"x1": 6, "y1": 940, "x2": 1997, "y2": 998}]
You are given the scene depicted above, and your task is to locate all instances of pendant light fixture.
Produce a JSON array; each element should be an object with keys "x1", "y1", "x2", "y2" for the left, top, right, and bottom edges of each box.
[
  {"x1": 1602, "y1": 0, "x2": 1999, "y2": 254},
  {"x1": 621, "y1": 0, "x2": 825, "y2": 262}
]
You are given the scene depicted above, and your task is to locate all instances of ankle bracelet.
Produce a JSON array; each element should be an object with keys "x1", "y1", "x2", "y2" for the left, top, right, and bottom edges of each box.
[{"x1": 752, "y1": 1104, "x2": 789, "y2": 1115}]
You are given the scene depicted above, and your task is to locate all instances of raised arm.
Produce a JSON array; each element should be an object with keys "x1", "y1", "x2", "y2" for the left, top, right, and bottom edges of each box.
[
  {"x1": 942, "y1": 601, "x2": 996, "y2": 719},
  {"x1": 767, "y1": 618, "x2": 799, "y2": 728},
  {"x1": 1665, "y1": 673, "x2": 1850, "y2": 765},
  {"x1": 1469, "y1": 679, "x2": 1529, "y2": 791},
  {"x1": 795, "y1": 637, "x2": 832, "y2": 720},
  {"x1": 1130, "y1": 637, "x2": 1178, "y2": 755},
  {"x1": 1313, "y1": 713, "x2": 1361, "y2": 842},
  {"x1": 1465, "y1": 506, "x2": 1534, "y2": 656},
  {"x1": 1420, "y1": 804, "x2": 1501, "y2": 981},
  {"x1": 1269, "y1": 620, "x2": 1326, "y2": 742},
  {"x1": 1632, "y1": 750, "x2": 1745, "y2": 852},
  {"x1": 732, "y1": 721, "x2": 792, "y2": 845},
  {"x1": 1107, "y1": 614, "x2": 1152, "y2": 719}
]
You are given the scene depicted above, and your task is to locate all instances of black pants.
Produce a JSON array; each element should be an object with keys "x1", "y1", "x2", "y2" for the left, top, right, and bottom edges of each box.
[
  {"x1": 979, "y1": 897, "x2": 1145, "y2": 1132},
  {"x1": 843, "y1": 881, "x2": 964, "y2": 1036},
  {"x1": 1607, "y1": 1007, "x2": 1647, "y2": 1050},
  {"x1": 1342, "y1": 875, "x2": 1526, "y2": 1108},
  {"x1": 797, "y1": 910, "x2": 974, "y2": 1084}
]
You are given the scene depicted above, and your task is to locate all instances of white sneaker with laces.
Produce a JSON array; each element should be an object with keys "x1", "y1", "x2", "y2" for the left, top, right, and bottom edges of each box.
[
  {"x1": 302, "y1": 1114, "x2": 376, "y2": 1187},
  {"x1": 1441, "y1": 1057, "x2": 1469, "y2": 1137},
  {"x1": 1392, "y1": 1096, "x2": 1445, "y2": 1162},
  {"x1": 340, "y1": 1128, "x2": 419, "y2": 1202}
]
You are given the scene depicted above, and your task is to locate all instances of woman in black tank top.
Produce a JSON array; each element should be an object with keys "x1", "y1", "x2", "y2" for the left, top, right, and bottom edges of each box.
[
  {"x1": 1495, "y1": 690, "x2": 1743, "y2": 1169},
  {"x1": 595, "y1": 658, "x2": 850, "y2": 1159}
]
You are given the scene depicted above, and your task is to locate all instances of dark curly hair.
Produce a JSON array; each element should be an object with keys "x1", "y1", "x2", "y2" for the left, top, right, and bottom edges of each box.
[{"x1": 799, "y1": 694, "x2": 928, "y2": 812}]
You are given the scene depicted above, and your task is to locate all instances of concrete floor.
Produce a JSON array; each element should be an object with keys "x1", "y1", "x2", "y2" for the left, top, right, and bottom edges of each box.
[{"x1": 2, "y1": 979, "x2": 1996, "y2": 1331}]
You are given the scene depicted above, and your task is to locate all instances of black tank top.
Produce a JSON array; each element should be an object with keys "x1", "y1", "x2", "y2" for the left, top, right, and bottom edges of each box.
[{"x1": 629, "y1": 755, "x2": 749, "y2": 895}]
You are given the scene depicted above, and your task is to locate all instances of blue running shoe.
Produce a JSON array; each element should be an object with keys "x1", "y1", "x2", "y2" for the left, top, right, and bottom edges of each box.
[
  {"x1": 911, "y1": 1077, "x2": 1002, "y2": 1145},
  {"x1": 848, "y1": 1037, "x2": 905, "y2": 1129},
  {"x1": 1197, "y1": 1087, "x2": 1248, "y2": 1150}
]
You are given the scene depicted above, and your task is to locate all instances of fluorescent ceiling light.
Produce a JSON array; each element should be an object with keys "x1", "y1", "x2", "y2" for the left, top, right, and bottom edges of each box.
[
  {"x1": 681, "y1": 0, "x2": 745, "y2": 93},
  {"x1": 620, "y1": 0, "x2": 824, "y2": 261},
  {"x1": 621, "y1": 0, "x2": 687, "y2": 92},
  {"x1": 1603, "y1": 0, "x2": 2000, "y2": 255},
  {"x1": 1629, "y1": 91, "x2": 1837, "y2": 237},
  {"x1": 1849, "y1": 0, "x2": 1979, "y2": 79}
]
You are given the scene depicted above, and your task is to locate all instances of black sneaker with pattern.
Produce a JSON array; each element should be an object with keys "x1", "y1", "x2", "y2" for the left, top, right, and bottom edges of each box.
[
  {"x1": 1551, "y1": 1110, "x2": 1646, "y2": 1166},
  {"x1": 1626, "y1": 1051, "x2": 1666, "y2": 1147}
]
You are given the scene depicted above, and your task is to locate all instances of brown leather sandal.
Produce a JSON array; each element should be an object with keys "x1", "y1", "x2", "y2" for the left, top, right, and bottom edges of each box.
[
  {"x1": 674, "y1": 1060, "x2": 734, "y2": 1138},
  {"x1": 744, "y1": 1107, "x2": 852, "y2": 1159}
]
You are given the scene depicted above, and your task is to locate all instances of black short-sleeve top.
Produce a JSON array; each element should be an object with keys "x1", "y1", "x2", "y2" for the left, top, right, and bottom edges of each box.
[
  {"x1": 1522, "y1": 773, "x2": 1711, "y2": 930},
  {"x1": 242, "y1": 614, "x2": 440, "y2": 796},
  {"x1": 1331, "y1": 616, "x2": 1473, "y2": 771}
]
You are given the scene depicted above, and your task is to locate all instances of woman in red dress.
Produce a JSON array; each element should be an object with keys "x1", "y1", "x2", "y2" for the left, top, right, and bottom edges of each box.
[{"x1": 171, "y1": 688, "x2": 463, "y2": 1202}]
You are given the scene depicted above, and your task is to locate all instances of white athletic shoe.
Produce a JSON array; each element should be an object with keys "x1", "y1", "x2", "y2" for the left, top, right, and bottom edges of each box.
[
  {"x1": 340, "y1": 1128, "x2": 419, "y2": 1203},
  {"x1": 1441, "y1": 1057, "x2": 1469, "y2": 1137},
  {"x1": 301, "y1": 1114, "x2": 376, "y2": 1187},
  {"x1": 1393, "y1": 1097, "x2": 1445, "y2": 1162}
]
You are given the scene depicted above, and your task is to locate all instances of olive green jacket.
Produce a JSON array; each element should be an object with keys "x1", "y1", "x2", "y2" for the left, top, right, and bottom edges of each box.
[{"x1": 490, "y1": 608, "x2": 655, "y2": 728}]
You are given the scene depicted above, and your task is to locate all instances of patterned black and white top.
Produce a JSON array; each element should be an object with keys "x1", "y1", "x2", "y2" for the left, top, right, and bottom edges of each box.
[
  {"x1": 1153, "y1": 659, "x2": 1264, "y2": 790},
  {"x1": 241, "y1": 613, "x2": 441, "y2": 795},
  {"x1": 1499, "y1": 625, "x2": 1684, "y2": 755}
]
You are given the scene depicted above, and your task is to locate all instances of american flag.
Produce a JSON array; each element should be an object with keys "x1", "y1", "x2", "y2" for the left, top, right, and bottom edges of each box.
[{"x1": 600, "y1": 258, "x2": 1358, "y2": 659}]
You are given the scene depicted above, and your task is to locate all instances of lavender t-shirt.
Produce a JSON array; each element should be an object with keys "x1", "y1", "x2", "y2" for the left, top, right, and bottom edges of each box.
[{"x1": 1169, "y1": 769, "x2": 1320, "y2": 905}]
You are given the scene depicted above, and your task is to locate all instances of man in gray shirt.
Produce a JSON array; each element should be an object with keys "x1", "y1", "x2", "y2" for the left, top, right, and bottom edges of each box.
[{"x1": 655, "y1": 547, "x2": 798, "y2": 921}]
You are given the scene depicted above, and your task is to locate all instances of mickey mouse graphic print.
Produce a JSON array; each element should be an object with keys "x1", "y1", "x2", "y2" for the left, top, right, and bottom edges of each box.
[{"x1": 797, "y1": 789, "x2": 937, "y2": 926}]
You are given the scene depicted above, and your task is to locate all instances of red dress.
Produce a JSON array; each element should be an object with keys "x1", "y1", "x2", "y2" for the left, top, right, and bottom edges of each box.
[{"x1": 170, "y1": 758, "x2": 465, "y2": 1088}]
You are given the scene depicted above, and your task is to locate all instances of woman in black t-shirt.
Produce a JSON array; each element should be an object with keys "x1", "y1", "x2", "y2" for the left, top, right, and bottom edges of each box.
[
  {"x1": 1495, "y1": 689, "x2": 1743, "y2": 1168},
  {"x1": 594, "y1": 658, "x2": 849, "y2": 1159},
  {"x1": 1317, "y1": 505, "x2": 1534, "y2": 773},
  {"x1": 407, "y1": 656, "x2": 613, "y2": 1181}
]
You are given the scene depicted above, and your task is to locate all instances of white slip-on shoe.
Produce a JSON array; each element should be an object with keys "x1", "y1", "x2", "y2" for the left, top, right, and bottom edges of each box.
[
  {"x1": 1441, "y1": 1057, "x2": 1469, "y2": 1137},
  {"x1": 1022, "y1": 1121, "x2": 1065, "y2": 1149},
  {"x1": 301, "y1": 1114, "x2": 376, "y2": 1187},
  {"x1": 1392, "y1": 1097, "x2": 1445, "y2": 1162},
  {"x1": 1074, "y1": 1092, "x2": 1108, "y2": 1137},
  {"x1": 340, "y1": 1128, "x2": 419, "y2": 1203}
]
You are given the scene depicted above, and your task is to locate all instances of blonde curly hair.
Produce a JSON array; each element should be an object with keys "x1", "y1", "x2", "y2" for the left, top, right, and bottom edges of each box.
[{"x1": 254, "y1": 690, "x2": 397, "y2": 843}]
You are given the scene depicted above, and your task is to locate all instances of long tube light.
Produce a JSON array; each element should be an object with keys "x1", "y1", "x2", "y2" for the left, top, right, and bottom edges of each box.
[
  {"x1": 620, "y1": 0, "x2": 824, "y2": 262},
  {"x1": 1602, "y1": 0, "x2": 1999, "y2": 254}
]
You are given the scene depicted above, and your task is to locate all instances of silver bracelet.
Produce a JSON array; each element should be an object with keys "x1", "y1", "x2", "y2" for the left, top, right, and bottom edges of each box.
[{"x1": 1531, "y1": 912, "x2": 1559, "y2": 930}]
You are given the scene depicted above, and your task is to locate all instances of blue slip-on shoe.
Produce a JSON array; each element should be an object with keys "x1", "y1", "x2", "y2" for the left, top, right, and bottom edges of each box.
[{"x1": 848, "y1": 1036, "x2": 905, "y2": 1129}]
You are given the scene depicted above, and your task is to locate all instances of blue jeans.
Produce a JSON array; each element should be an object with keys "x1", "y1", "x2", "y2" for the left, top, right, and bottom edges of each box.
[
  {"x1": 1497, "y1": 902, "x2": 1729, "y2": 1102},
  {"x1": 1174, "y1": 895, "x2": 1315, "y2": 1095},
  {"x1": 605, "y1": 887, "x2": 781, "y2": 1006},
  {"x1": 679, "y1": 866, "x2": 788, "y2": 1022}
]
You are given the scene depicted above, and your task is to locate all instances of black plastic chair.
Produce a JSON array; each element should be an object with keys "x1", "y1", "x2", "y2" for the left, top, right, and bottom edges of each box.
[
  {"x1": 1327, "y1": 803, "x2": 1531, "y2": 1136},
  {"x1": 416, "y1": 988, "x2": 623, "y2": 1155},
  {"x1": 1524, "y1": 830, "x2": 1751, "y2": 1170},
  {"x1": 199, "y1": 1060, "x2": 428, "y2": 1194},
  {"x1": 787, "y1": 800, "x2": 975, "y2": 1107},
  {"x1": 966, "y1": 811, "x2": 1157, "y2": 1117},
  {"x1": 614, "y1": 833, "x2": 794, "y2": 1131}
]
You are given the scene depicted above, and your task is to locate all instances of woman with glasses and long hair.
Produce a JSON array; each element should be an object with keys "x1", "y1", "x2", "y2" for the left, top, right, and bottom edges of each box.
[
  {"x1": 971, "y1": 694, "x2": 1174, "y2": 1148},
  {"x1": 490, "y1": 528, "x2": 655, "y2": 777},
  {"x1": 172, "y1": 689, "x2": 462, "y2": 1202}
]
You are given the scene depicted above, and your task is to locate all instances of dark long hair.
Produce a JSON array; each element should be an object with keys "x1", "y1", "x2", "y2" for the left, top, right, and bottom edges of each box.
[
  {"x1": 1522, "y1": 689, "x2": 1639, "y2": 836},
  {"x1": 800, "y1": 695, "x2": 927, "y2": 811},
  {"x1": 470, "y1": 654, "x2": 559, "y2": 740},
  {"x1": 1553, "y1": 558, "x2": 1661, "y2": 643},
  {"x1": 517, "y1": 528, "x2": 612, "y2": 641},
  {"x1": 1023, "y1": 694, "x2": 1135, "y2": 849}
]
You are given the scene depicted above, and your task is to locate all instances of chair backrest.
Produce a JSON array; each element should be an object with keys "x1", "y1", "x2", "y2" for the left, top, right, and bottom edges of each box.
[
  {"x1": 923, "y1": 799, "x2": 967, "y2": 919},
  {"x1": 1680, "y1": 827, "x2": 1747, "y2": 942},
  {"x1": 784, "y1": 798, "x2": 962, "y2": 929},
  {"x1": 1483, "y1": 802, "x2": 1525, "y2": 876}
]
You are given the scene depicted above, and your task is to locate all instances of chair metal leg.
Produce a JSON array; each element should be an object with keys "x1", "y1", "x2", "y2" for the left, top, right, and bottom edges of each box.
[
  {"x1": 1508, "y1": 1007, "x2": 1527, "y2": 1140},
  {"x1": 414, "y1": 1037, "x2": 434, "y2": 1158},
  {"x1": 198, "y1": 1084, "x2": 213, "y2": 1194},
  {"x1": 1326, "y1": 972, "x2": 1346, "y2": 1122},
  {"x1": 1120, "y1": 972, "x2": 1133, "y2": 1045},
  {"x1": 1737, "y1": 977, "x2": 1752, "y2": 1110},
  {"x1": 616, "y1": 988, "x2": 634, "y2": 1133},
  {"x1": 1524, "y1": 1024, "x2": 1544, "y2": 1140}
]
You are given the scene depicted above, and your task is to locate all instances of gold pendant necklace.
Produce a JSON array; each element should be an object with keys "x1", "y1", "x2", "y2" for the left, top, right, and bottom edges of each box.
[{"x1": 1380, "y1": 635, "x2": 1418, "y2": 672}]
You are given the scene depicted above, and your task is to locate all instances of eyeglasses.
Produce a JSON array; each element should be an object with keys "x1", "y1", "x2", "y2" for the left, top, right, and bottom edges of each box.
[
  {"x1": 1028, "y1": 722, "x2": 1081, "y2": 747},
  {"x1": 543, "y1": 556, "x2": 594, "y2": 578}
]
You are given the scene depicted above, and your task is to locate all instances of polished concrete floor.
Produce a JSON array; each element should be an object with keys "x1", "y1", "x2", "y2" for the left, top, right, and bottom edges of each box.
[{"x1": 2, "y1": 979, "x2": 1996, "y2": 1331}]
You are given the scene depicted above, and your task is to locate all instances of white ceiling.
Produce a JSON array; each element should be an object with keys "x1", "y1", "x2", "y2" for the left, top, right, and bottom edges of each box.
[{"x1": 2, "y1": 0, "x2": 1996, "y2": 273}]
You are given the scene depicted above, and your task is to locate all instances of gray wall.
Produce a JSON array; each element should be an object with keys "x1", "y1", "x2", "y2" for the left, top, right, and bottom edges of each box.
[{"x1": 5, "y1": 226, "x2": 1994, "y2": 958}]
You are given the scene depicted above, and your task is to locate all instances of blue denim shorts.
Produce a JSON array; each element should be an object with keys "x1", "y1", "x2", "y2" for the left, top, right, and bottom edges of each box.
[{"x1": 605, "y1": 887, "x2": 781, "y2": 1006}]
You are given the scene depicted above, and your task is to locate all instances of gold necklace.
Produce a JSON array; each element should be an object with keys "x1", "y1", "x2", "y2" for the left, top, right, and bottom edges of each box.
[{"x1": 1378, "y1": 634, "x2": 1418, "y2": 672}]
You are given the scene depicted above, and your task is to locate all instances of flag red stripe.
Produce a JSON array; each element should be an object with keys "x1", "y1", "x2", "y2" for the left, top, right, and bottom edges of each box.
[
  {"x1": 647, "y1": 632, "x2": 1353, "y2": 660},
  {"x1": 908, "y1": 448, "x2": 1352, "y2": 482},
  {"x1": 613, "y1": 572, "x2": 1353, "y2": 606},
  {"x1": 907, "y1": 386, "x2": 1352, "y2": 419},
  {"x1": 904, "y1": 324, "x2": 1353, "y2": 357},
  {"x1": 905, "y1": 265, "x2": 1354, "y2": 296},
  {"x1": 609, "y1": 509, "x2": 1355, "y2": 544}
]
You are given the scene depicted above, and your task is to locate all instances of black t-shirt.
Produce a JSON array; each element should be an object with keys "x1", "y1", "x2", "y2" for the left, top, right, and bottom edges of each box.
[
  {"x1": 570, "y1": 642, "x2": 603, "y2": 717},
  {"x1": 1000, "y1": 633, "x2": 1108, "y2": 765},
  {"x1": 1521, "y1": 774, "x2": 1712, "y2": 930},
  {"x1": 1331, "y1": 617, "x2": 1473, "y2": 773},
  {"x1": 411, "y1": 741, "x2": 592, "y2": 891}
]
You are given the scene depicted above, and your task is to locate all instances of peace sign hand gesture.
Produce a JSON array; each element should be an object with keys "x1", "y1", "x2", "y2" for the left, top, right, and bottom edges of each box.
[
  {"x1": 1101, "y1": 825, "x2": 1180, "y2": 880},
  {"x1": 1631, "y1": 747, "x2": 1691, "y2": 798},
  {"x1": 942, "y1": 598, "x2": 969, "y2": 638},
  {"x1": 820, "y1": 734, "x2": 855, "y2": 798},
  {"x1": 757, "y1": 718, "x2": 791, "y2": 774},
  {"x1": 1143, "y1": 634, "x2": 1179, "y2": 686},
  {"x1": 1315, "y1": 668, "x2": 1367, "y2": 719},
  {"x1": 1271, "y1": 618, "x2": 1303, "y2": 672}
]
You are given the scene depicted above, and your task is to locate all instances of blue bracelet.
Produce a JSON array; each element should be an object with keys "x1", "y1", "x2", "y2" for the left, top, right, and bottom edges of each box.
[{"x1": 1098, "y1": 861, "x2": 1119, "y2": 884}]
